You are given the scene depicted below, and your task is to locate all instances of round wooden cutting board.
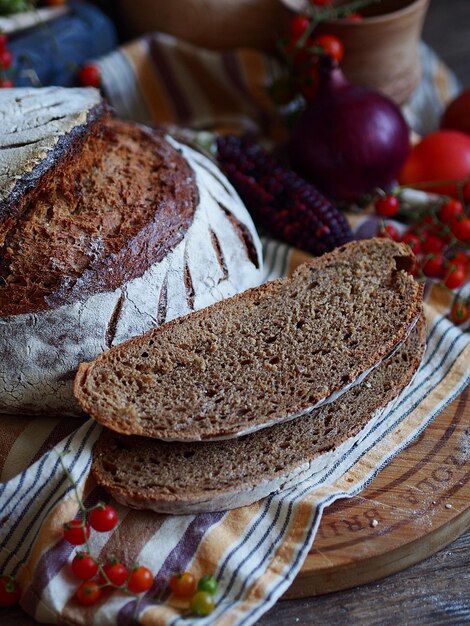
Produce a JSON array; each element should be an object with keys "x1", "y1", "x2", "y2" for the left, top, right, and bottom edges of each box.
[{"x1": 286, "y1": 386, "x2": 470, "y2": 599}]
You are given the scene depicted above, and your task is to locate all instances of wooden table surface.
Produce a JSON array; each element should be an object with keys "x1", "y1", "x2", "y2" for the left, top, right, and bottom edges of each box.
[{"x1": 2, "y1": 1, "x2": 470, "y2": 625}]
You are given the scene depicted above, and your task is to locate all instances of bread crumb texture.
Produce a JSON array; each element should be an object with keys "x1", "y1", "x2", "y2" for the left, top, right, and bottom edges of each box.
[
  {"x1": 76, "y1": 238, "x2": 423, "y2": 441},
  {"x1": 91, "y1": 316, "x2": 426, "y2": 513}
]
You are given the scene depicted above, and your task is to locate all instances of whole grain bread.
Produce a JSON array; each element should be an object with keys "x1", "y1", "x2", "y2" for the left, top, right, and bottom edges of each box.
[
  {"x1": 91, "y1": 315, "x2": 426, "y2": 514},
  {"x1": 0, "y1": 87, "x2": 262, "y2": 415},
  {"x1": 75, "y1": 238, "x2": 423, "y2": 441},
  {"x1": 0, "y1": 118, "x2": 197, "y2": 315}
]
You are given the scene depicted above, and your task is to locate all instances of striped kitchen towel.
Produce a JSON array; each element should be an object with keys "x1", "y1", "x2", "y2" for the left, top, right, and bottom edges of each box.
[
  {"x1": 95, "y1": 33, "x2": 459, "y2": 137},
  {"x1": 0, "y1": 31, "x2": 468, "y2": 626}
]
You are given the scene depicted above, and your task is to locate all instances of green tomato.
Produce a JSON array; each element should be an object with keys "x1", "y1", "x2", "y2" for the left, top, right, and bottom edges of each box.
[
  {"x1": 197, "y1": 575, "x2": 218, "y2": 595},
  {"x1": 191, "y1": 591, "x2": 215, "y2": 617}
]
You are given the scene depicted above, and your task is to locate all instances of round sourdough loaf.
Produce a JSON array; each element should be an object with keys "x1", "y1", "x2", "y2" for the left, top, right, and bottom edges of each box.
[{"x1": 0, "y1": 87, "x2": 262, "y2": 416}]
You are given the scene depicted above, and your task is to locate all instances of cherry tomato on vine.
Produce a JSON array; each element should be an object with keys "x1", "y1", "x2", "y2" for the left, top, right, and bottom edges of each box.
[
  {"x1": 378, "y1": 223, "x2": 400, "y2": 241},
  {"x1": 450, "y1": 216, "x2": 470, "y2": 241},
  {"x1": 0, "y1": 48, "x2": 12, "y2": 70},
  {"x1": 439, "y1": 198, "x2": 464, "y2": 224},
  {"x1": 444, "y1": 265, "x2": 468, "y2": 289},
  {"x1": 79, "y1": 63, "x2": 101, "y2": 88},
  {"x1": 401, "y1": 232, "x2": 422, "y2": 254},
  {"x1": 449, "y1": 251, "x2": 470, "y2": 268},
  {"x1": 450, "y1": 301, "x2": 470, "y2": 325},
  {"x1": 312, "y1": 34, "x2": 344, "y2": 63},
  {"x1": 197, "y1": 575, "x2": 218, "y2": 595},
  {"x1": 300, "y1": 66, "x2": 319, "y2": 101},
  {"x1": 422, "y1": 233, "x2": 446, "y2": 255},
  {"x1": 289, "y1": 15, "x2": 311, "y2": 42},
  {"x1": 191, "y1": 591, "x2": 215, "y2": 616},
  {"x1": 375, "y1": 195, "x2": 399, "y2": 217},
  {"x1": 71, "y1": 552, "x2": 98, "y2": 580},
  {"x1": 422, "y1": 253, "x2": 444, "y2": 278},
  {"x1": 345, "y1": 12, "x2": 363, "y2": 21},
  {"x1": 100, "y1": 561, "x2": 128, "y2": 587},
  {"x1": 75, "y1": 581, "x2": 102, "y2": 606},
  {"x1": 63, "y1": 520, "x2": 90, "y2": 545},
  {"x1": 169, "y1": 571, "x2": 197, "y2": 598},
  {"x1": 0, "y1": 576, "x2": 21, "y2": 608},
  {"x1": 127, "y1": 566, "x2": 153, "y2": 593},
  {"x1": 399, "y1": 131, "x2": 470, "y2": 197},
  {"x1": 88, "y1": 504, "x2": 118, "y2": 532}
]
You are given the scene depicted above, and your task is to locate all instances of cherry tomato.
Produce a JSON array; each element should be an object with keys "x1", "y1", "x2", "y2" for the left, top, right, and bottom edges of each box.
[
  {"x1": 169, "y1": 571, "x2": 197, "y2": 598},
  {"x1": 399, "y1": 131, "x2": 470, "y2": 197},
  {"x1": 401, "y1": 232, "x2": 422, "y2": 255},
  {"x1": 375, "y1": 194, "x2": 399, "y2": 217},
  {"x1": 100, "y1": 561, "x2": 128, "y2": 587},
  {"x1": 0, "y1": 34, "x2": 8, "y2": 50},
  {"x1": 450, "y1": 216, "x2": 470, "y2": 241},
  {"x1": 310, "y1": 0, "x2": 333, "y2": 5},
  {"x1": 300, "y1": 66, "x2": 319, "y2": 101},
  {"x1": 450, "y1": 301, "x2": 470, "y2": 325},
  {"x1": 422, "y1": 234, "x2": 446, "y2": 255},
  {"x1": 127, "y1": 566, "x2": 153, "y2": 594},
  {"x1": 378, "y1": 223, "x2": 400, "y2": 241},
  {"x1": 0, "y1": 79, "x2": 13, "y2": 88},
  {"x1": 63, "y1": 520, "x2": 90, "y2": 546},
  {"x1": 0, "y1": 576, "x2": 21, "y2": 608},
  {"x1": 0, "y1": 48, "x2": 12, "y2": 70},
  {"x1": 441, "y1": 88, "x2": 470, "y2": 136},
  {"x1": 345, "y1": 12, "x2": 363, "y2": 21},
  {"x1": 75, "y1": 581, "x2": 102, "y2": 606},
  {"x1": 71, "y1": 552, "x2": 98, "y2": 580},
  {"x1": 422, "y1": 253, "x2": 444, "y2": 278},
  {"x1": 79, "y1": 63, "x2": 101, "y2": 88},
  {"x1": 88, "y1": 504, "x2": 118, "y2": 532},
  {"x1": 289, "y1": 15, "x2": 310, "y2": 42},
  {"x1": 449, "y1": 251, "x2": 470, "y2": 268},
  {"x1": 191, "y1": 591, "x2": 215, "y2": 616},
  {"x1": 312, "y1": 34, "x2": 344, "y2": 63},
  {"x1": 197, "y1": 575, "x2": 218, "y2": 595},
  {"x1": 444, "y1": 265, "x2": 468, "y2": 289},
  {"x1": 439, "y1": 199, "x2": 464, "y2": 224}
]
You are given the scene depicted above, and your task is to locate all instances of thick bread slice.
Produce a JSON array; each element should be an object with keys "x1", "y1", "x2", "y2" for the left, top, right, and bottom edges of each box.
[
  {"x1": 75, "y1": 238, "x2": 423, "y2": 441},
  {"x1": 91, "y1": 316, "x2": 426, "y2": 514}
]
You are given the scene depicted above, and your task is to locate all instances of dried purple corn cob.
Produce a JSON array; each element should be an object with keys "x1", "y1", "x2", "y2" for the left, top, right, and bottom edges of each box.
[{"x1": 217, "y1": 135, "x2": 353, "y2": 256}]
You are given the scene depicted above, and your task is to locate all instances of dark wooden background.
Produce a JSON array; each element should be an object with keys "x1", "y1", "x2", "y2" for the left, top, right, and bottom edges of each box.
[{"x1": 3, "y1": 1, "x2": 470, "y2": 624}]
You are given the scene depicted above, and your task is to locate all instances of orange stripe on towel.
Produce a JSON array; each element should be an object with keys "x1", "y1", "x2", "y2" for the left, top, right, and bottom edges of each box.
[{"x1": 123, "y1": 40, "x2": 175, "y2": 124}]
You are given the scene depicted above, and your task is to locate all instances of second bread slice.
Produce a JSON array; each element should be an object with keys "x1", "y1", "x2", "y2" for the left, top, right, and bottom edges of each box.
[
  {"x1": 74, "y1": 238, "x2": 423, "y2": 441},
  {"x1": 91, "y1": 316, "x2": 426, "y2": 514}
]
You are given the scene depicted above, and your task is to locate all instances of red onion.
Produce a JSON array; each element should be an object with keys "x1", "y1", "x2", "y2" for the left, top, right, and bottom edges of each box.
[{"x1": 289, "y1": 59, "x2": 411, "y2": 202}]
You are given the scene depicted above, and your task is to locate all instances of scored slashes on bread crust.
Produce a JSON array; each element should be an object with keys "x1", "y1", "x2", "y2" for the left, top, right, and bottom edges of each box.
[{"x1": 0, "y1": 87, "x2": 262, "y2": 416}]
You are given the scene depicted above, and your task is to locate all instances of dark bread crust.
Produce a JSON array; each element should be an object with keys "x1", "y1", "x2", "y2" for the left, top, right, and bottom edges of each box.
[
  {"x1": 91, "y1": 316, "x2": 426, "y2": 514},
  {"x1": 0, "y1": 100, "x2": 108, "y2": 247},
  {"x1": 75, "y1": 238, "x2": 424, "y2": 441},
  {"x1": 0, "y1": 120, "x2": 197, "y2": 315}
]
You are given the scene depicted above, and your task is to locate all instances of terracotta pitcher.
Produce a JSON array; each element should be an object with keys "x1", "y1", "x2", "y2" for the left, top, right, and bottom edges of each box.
[{"x1": 282, "y1": 0, "x2": 430, "y2": 103}]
